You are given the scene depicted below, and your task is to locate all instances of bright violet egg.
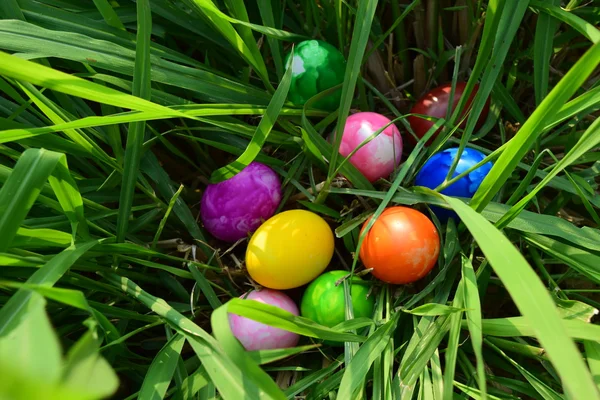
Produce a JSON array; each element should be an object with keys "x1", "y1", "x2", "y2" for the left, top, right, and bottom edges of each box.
[{"x1": 201, "y1": 162, "x2": 281, "y2": 242}]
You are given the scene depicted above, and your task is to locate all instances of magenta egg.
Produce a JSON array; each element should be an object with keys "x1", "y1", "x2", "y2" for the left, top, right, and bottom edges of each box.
[
  {"x1": 229, "y1": 289, "x2": 300, "y2": 351},
  {"x1": 335, "y1": 112, "x2": 403, "y2": 182},
  {"x1": 201, "y1": 162, "x2": 281, "y2": 242}
]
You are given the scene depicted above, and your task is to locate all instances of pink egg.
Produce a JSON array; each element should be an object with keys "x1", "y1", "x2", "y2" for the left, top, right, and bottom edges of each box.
[
  {"x1": 335, "y1": 112, "x2": 403, "y2": 182},
  {"x1": 229, "y1": 289, "x2": 300, "y2": 351},
  {"x1": 201, "y1": 162, "x2": 281, "y2": 242}
]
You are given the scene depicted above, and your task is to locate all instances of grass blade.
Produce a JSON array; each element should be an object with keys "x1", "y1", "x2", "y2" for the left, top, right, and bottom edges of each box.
[
  {"x1": 320, "y1": 0, "x2": 379, "y2": 201},
  {"x1": 211, "y1": 304, "x2": 286, "y2": 400},
  {"x1": 533, "y1": 0, "x2": 561, "y2": 105},
  {"x1": 139, "y1": 333, "x2": 186, "y2": 400},
  {"x1": 584, "y1": 341, "x2": 600, "y2": 389},
  {"x1": 0, "y1": 240, "x2": 99, "y2": 336},
  {"x1": 531, "y1": 0, "x2": 600, "y2": 44},
  {"x1": 443, "y1": 195, "x2": 599, "y2": 400},
  {"x1": 116, "y1": 0, "x2": 152, "y2": 243},
  {"x1": 0, "y1": 51, "x2": 186, "y2": 115},
  {"x1": 471, "y1": 40, "x2": 600, "y2": 211},
  {"x1": 209, "y1": 52, "x2": 293, "y2": 182},
  {"x1": 92, "y1": 0, "x2": 126, "y2": 30},
  {"x1": 461, "y1": 255, "x2": 486, "y2": 398},
  {"x1": 0, "y1": 149, "x2": 72, "y2": 250},
  {"x1": 337, "y1": 314, "x2": 399, "y2": 399}
]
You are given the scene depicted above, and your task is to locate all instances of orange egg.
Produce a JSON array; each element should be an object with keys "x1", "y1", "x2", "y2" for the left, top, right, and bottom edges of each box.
[{"x1": 359, "y1": 206, "x2": 440, "y2": 284}]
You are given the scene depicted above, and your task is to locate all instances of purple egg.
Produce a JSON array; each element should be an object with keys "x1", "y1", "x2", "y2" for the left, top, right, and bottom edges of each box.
[
  {"x1": 229, "y1": 289, "x2": 300, "y2": 351},
  {"x1": 201, "y1": 162, "x2": 281, "y2": 242}
]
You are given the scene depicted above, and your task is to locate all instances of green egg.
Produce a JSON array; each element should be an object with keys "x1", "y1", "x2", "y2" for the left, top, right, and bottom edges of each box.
[
  {"x1": 300, "y1": 270, "x2": 375, "y2": 328},
  {"x1": 285, "y1": 40, "x2": 346, "y2": 111}
]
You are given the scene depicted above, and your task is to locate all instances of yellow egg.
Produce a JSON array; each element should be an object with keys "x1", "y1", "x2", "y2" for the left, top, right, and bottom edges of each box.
[{"x1": 246, "y1": 210, "x2": 334, "y2": 289}]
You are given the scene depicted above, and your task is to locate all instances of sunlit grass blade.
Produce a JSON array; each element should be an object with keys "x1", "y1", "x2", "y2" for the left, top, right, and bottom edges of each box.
[
  {"x1": 461, "y1": 255, "x2": 486, "y2": 398},
  {"x1": 184, "y1": 0, "x2": 271, "y2": 88},
  {"x1": 321, "y1": 0, "x2": 379, "y2": 201},
  {"x1": 531, "y1": 0, "x2": 600, "y2": 44},
  {"x1": 211, "y1": 304, "x2": 286, "y2": 399},
  {"x1": 496, "y1": 116, "x2": 600, "y2": 228},
  {"x1": 337, "y1": 314, "x2": 399, "y2": 399},
  {"x1": 227, "y1": 298, "x2": 365, "y2": 342},
  {"x1": 471, "y1": 40, "x2": 600, "y2": 211},
  {"x1": 100, "y1": 272, "x2": 278, "y2": 399},
  {"x1": 210, "y1": 52, "x2": 293, "y2": 182},
  {"x1": 442, "y1": 195, "x2": 599, "y2": 400},
  {"x1": 584, "y1": 341, "x2": 600, "y2": 389},
  {"x1": 486, "y1": 339, "x2": 564, "y2": 400},
  {"x1": 443, "y1": 278, "x2": 464, "y2": 400},
  {"x1": 0, "y1": 50, "x2": 188, "y2": 115}
]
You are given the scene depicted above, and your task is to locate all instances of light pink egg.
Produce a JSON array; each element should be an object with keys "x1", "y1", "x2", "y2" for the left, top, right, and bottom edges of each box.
[
  {"x1": 229, "y1": 289, "x2": 300, "y2": 351},
  {"x1": 335, "y1": 112, "x2": 403, "y2": 182}
]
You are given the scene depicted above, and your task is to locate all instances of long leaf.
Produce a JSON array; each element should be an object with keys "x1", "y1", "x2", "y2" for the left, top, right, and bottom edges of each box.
[
  {"x1": 0, "y1": 240, "x2": 99, "y2": 336},
  {"x1": 138, "y1": 333, "x2": 186, "y2": 400},
  {"x1": 210, "y1": 49, "x2": 293, "y2": 182},
  {"x1": 116, "y1": 0, "x2": 152, "y2": 243},
  {"x1": 471, "y1": 40, "x2": 600, "y2": 211},
  {"x1": 443, "y1": 195, "x2": 599, "y2": 400}
]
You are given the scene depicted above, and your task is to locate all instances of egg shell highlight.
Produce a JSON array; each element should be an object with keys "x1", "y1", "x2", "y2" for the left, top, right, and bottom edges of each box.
[
  {"x1": 408, "y1": 82, "x2": 490, "y2": 145},
  {"x1": 335, "y1": 112, "x2": 403, "y2": 182},
  {"x1": 246, "y1": 210, "x2": 334, "y2": 290},
  {"x1": 359, "y1": 207, "x2": 440, "y2": 284},
  {"x1": 300, "y1": 270, "x2": 374, "y2": 328},
  {"x1": 285, "y1": 40, "x2": 346, "y2": 110},
  {"x1": 201, "y1": 162, "x2": 281, "y2": 242},
  {"x1": 229, "y1": 289, "x2": 300, "y2": 351},
  {"x1": 414, "y1": 147, "x2": 493, "y2": 220}
]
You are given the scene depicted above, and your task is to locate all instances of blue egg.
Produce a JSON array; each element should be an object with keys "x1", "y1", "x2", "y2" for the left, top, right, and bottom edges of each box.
[{"x1": 414, "y1": 147, "x2": 493, "y2": 220}]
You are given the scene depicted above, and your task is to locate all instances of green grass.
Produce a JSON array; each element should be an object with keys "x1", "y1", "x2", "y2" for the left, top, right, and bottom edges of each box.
[{"x1": 0, "y1": 1, "x2": 599, "y2": 399}]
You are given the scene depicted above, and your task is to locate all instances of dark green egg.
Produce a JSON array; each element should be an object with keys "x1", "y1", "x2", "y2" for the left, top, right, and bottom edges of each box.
[{"x1": 285, "y1": 40, "x2": 346, "y2": 110}]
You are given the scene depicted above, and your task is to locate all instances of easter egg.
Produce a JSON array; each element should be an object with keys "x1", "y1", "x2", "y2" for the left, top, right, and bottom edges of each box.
[
  {"x1": 359, "y1": 207, "x2": 440, "y2": 284},
  {"x1": 335, "y1": 112, "x2": 403, "y2": 182},
  {"x1": 301, "y1": 270, "x2": 374, "y2": 328},
  {"x1": 414, "y1": 147, "x2": 493, "y2": 220},
  {"x1": 285, "y1": 40, "x2": 346, "y2": 110},
  {"x1": 229, "y1": 289, "x2": 300, "y2": 351},
  {"x1": 201, "y1": 162, "x2": 281, "y2": 242},
  {"x1": 246, "y1": 210, "x2": 334, "y2": 289},
  {"x1": 407, "y1": 82, "x2": 490, "y2": 144}
]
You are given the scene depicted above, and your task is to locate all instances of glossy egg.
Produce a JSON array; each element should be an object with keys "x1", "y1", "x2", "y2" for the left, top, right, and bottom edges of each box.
[
  {"x1": 229, "y1": 289, "x2": 300, "y2": 351},
  {"x1": 408, "y1": 82, "x2": 490, "y2": 144},
  {"x1": 334, "y1": 112, "x2": 403, "y2": 182},
  {"x1": 359, "y1": 207, "x2": 440, "y2": 284},
  {"x1": 414, "y1": 147, "x2": 493, "y2": 220},
  {"x1": 301, "y1": 270, "x2": 374, "y2": 328},
  {"x1": 285, "y1": 40, "x2": 346, "y2": 110},
  {"x1": 246, "y1": 210, "x2": 334, "y2": 289},
  {"x1": 201, "y1": 162, "x2": 281, "y2": 242}
]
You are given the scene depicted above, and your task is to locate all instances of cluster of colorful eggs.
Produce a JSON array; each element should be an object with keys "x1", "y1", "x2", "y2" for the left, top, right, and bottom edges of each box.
[{"x1": 200, "y1": 40, "x2": 494, "y2": 351}]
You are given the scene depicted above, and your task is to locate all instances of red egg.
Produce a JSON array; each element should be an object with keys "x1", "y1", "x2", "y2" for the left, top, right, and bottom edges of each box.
[
  {"x1": 359, "y1": 206, "x2": 440, "y2": 284},
  {"x1": 407, "y1": 82, "x2": 490, "y2": 145}
]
